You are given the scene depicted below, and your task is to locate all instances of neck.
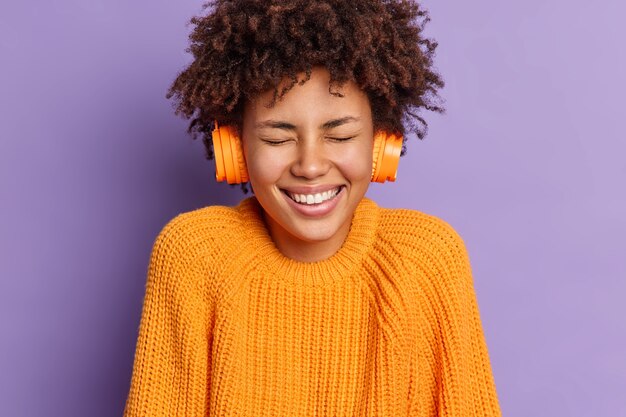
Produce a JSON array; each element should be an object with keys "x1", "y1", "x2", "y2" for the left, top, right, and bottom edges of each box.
[{"x1": 262, "y1": 211, "x2": 351, "y2": 262}]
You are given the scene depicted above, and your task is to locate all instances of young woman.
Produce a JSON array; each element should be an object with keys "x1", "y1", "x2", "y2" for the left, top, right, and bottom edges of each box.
[{"x1": 123, "y1": 1, "x2": 502, "y2": 416}]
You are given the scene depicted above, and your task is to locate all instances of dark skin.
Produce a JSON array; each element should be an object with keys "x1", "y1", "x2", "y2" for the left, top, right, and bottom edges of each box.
[{"x1": 165, "y1": 0, "x2": 445, "y2": 193}]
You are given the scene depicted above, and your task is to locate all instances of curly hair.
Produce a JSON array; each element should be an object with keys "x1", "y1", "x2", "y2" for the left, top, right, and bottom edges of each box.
[{"x1": 165, "y1": 0, "x2": 445, "y2": 193}]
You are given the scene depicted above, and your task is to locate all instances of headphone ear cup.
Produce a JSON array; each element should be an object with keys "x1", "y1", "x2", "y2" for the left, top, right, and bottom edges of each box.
[
  {"x1": 212, "y1": 124, "x2": 228, "y2": 182},
  {"x1": 371, "y1": 133, "x2": 385, "y2": 182},
  {"x1": 371, "y1": 132, "x2": 403, "y2": 183},
  {"x1": 211, "y1": 122, "x2": 249, "y2": 184},
  {"x1": 229, "y1": 129, "x2": 249, "y2": 183},
  {"x1": 219, "y1": 126, "x2": 237, "y2": 183}
]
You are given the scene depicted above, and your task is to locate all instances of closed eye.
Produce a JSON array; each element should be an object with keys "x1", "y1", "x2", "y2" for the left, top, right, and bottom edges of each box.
[
  {"x1": 327, "y1": 136, "x2": 355, "y2": 142},
  {"x1": 261, "y1": 139, "x2": 291, "y2": 145}
]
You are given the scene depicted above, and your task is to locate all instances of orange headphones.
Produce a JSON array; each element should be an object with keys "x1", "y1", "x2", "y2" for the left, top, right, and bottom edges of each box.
[{"x1": 211, "y1": 121, "x2": 403, "y2": 184}]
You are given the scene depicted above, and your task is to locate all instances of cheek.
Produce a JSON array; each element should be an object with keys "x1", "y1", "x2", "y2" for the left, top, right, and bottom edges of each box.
[
  {"x1": 336, "y1": 143, "x2": 373, "y2": 180},
  {"x1": 245, "y1": 147, "x2": 288, "y2": 185}
]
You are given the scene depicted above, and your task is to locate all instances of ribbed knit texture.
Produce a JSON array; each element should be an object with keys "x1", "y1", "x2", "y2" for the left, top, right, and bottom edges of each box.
[{"x1": 123, "y1": 196, "x2": 502, "y2": 417}]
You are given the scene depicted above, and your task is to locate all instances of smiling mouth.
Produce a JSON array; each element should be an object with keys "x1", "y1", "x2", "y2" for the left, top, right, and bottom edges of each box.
[{"x1": 281, "y1": 186, "x2": 344, "y2": 205}]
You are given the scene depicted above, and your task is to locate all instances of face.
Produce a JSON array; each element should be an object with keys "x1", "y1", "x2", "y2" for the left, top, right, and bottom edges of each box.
[{"x1": 241, "y1": 66, "x2": 374, "y2": 261}]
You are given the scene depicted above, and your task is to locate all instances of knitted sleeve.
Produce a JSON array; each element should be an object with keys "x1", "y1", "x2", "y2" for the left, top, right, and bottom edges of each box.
[
  {"x1": 413, "y1": 220, "x2": 502, "y2": 416},
  {"x1": 123, "y1": 216, "x2": 211, "y2": 417}
]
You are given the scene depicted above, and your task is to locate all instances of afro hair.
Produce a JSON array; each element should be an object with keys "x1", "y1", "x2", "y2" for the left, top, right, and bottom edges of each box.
[{"x1": 165, "y1": 0, "x2": 445, "y2": 192}]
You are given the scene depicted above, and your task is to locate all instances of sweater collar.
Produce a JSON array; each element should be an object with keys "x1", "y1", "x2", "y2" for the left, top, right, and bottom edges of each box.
[{"x1": 235, "y1": 196, "x2": 380, "y2": 287}]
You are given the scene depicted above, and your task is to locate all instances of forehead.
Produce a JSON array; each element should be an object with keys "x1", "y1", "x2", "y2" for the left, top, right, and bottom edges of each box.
[{"x1": 243, "y1": 67, "x2": 371, "y2": 124}]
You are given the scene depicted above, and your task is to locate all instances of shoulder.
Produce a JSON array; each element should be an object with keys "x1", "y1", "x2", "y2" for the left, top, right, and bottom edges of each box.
[
  {"x1": 150, "y1": 202, "x2": 247, "y2": 271},
  {"x1": 375, "y1": 206, "x2": 476, "y2": 311},
  {"x1": 376, "y1": 206, "x2": 472, "y2": 281},
  {"x1": 155, "y1": 204, "x2": 241, "y2": 249},
  {"x1": 378, "y1": 206, "x2": 468, "y2": 255},
  {"x1": 145, "y1": 202, "x2": 249, "y2": 304}
]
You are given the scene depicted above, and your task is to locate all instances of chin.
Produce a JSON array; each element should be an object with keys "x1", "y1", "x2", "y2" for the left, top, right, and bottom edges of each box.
[{"x1": 287, "y1": 220, "x2": 344, "y2": 243}]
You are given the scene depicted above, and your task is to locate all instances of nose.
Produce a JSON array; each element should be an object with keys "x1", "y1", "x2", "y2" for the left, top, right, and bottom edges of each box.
[{"x1": 290, "y1": 139, "x2": 331, "y2": 179}]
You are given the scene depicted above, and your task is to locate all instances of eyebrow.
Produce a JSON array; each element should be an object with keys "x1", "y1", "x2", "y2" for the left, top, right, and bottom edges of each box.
[{"x1": 255, "y1": 116, "x2": 361, "y2": 131}]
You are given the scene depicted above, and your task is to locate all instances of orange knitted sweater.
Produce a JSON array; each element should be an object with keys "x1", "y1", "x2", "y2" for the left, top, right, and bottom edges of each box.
[{"x1": 123, "y1": 196, "x2": 502, "y2": 416}]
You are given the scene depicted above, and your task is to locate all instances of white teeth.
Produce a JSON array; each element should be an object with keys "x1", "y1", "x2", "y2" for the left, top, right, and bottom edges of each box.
[{"x1": 286, "y1": 187, "x2": 341, "y2": 205}]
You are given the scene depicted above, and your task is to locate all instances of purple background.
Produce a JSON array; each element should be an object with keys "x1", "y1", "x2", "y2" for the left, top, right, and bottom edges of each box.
[{"x1": 1, "y1": 1, "x2": 625, "y2": 416}]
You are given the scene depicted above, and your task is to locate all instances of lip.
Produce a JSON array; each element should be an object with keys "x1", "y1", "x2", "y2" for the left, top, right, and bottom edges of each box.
[
  {"x1": 281, "y1": 185, "x2": 345, "y2": 218},
  {"x1": 279, "y1": 184, "x2": 344, "y2": 195}
]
